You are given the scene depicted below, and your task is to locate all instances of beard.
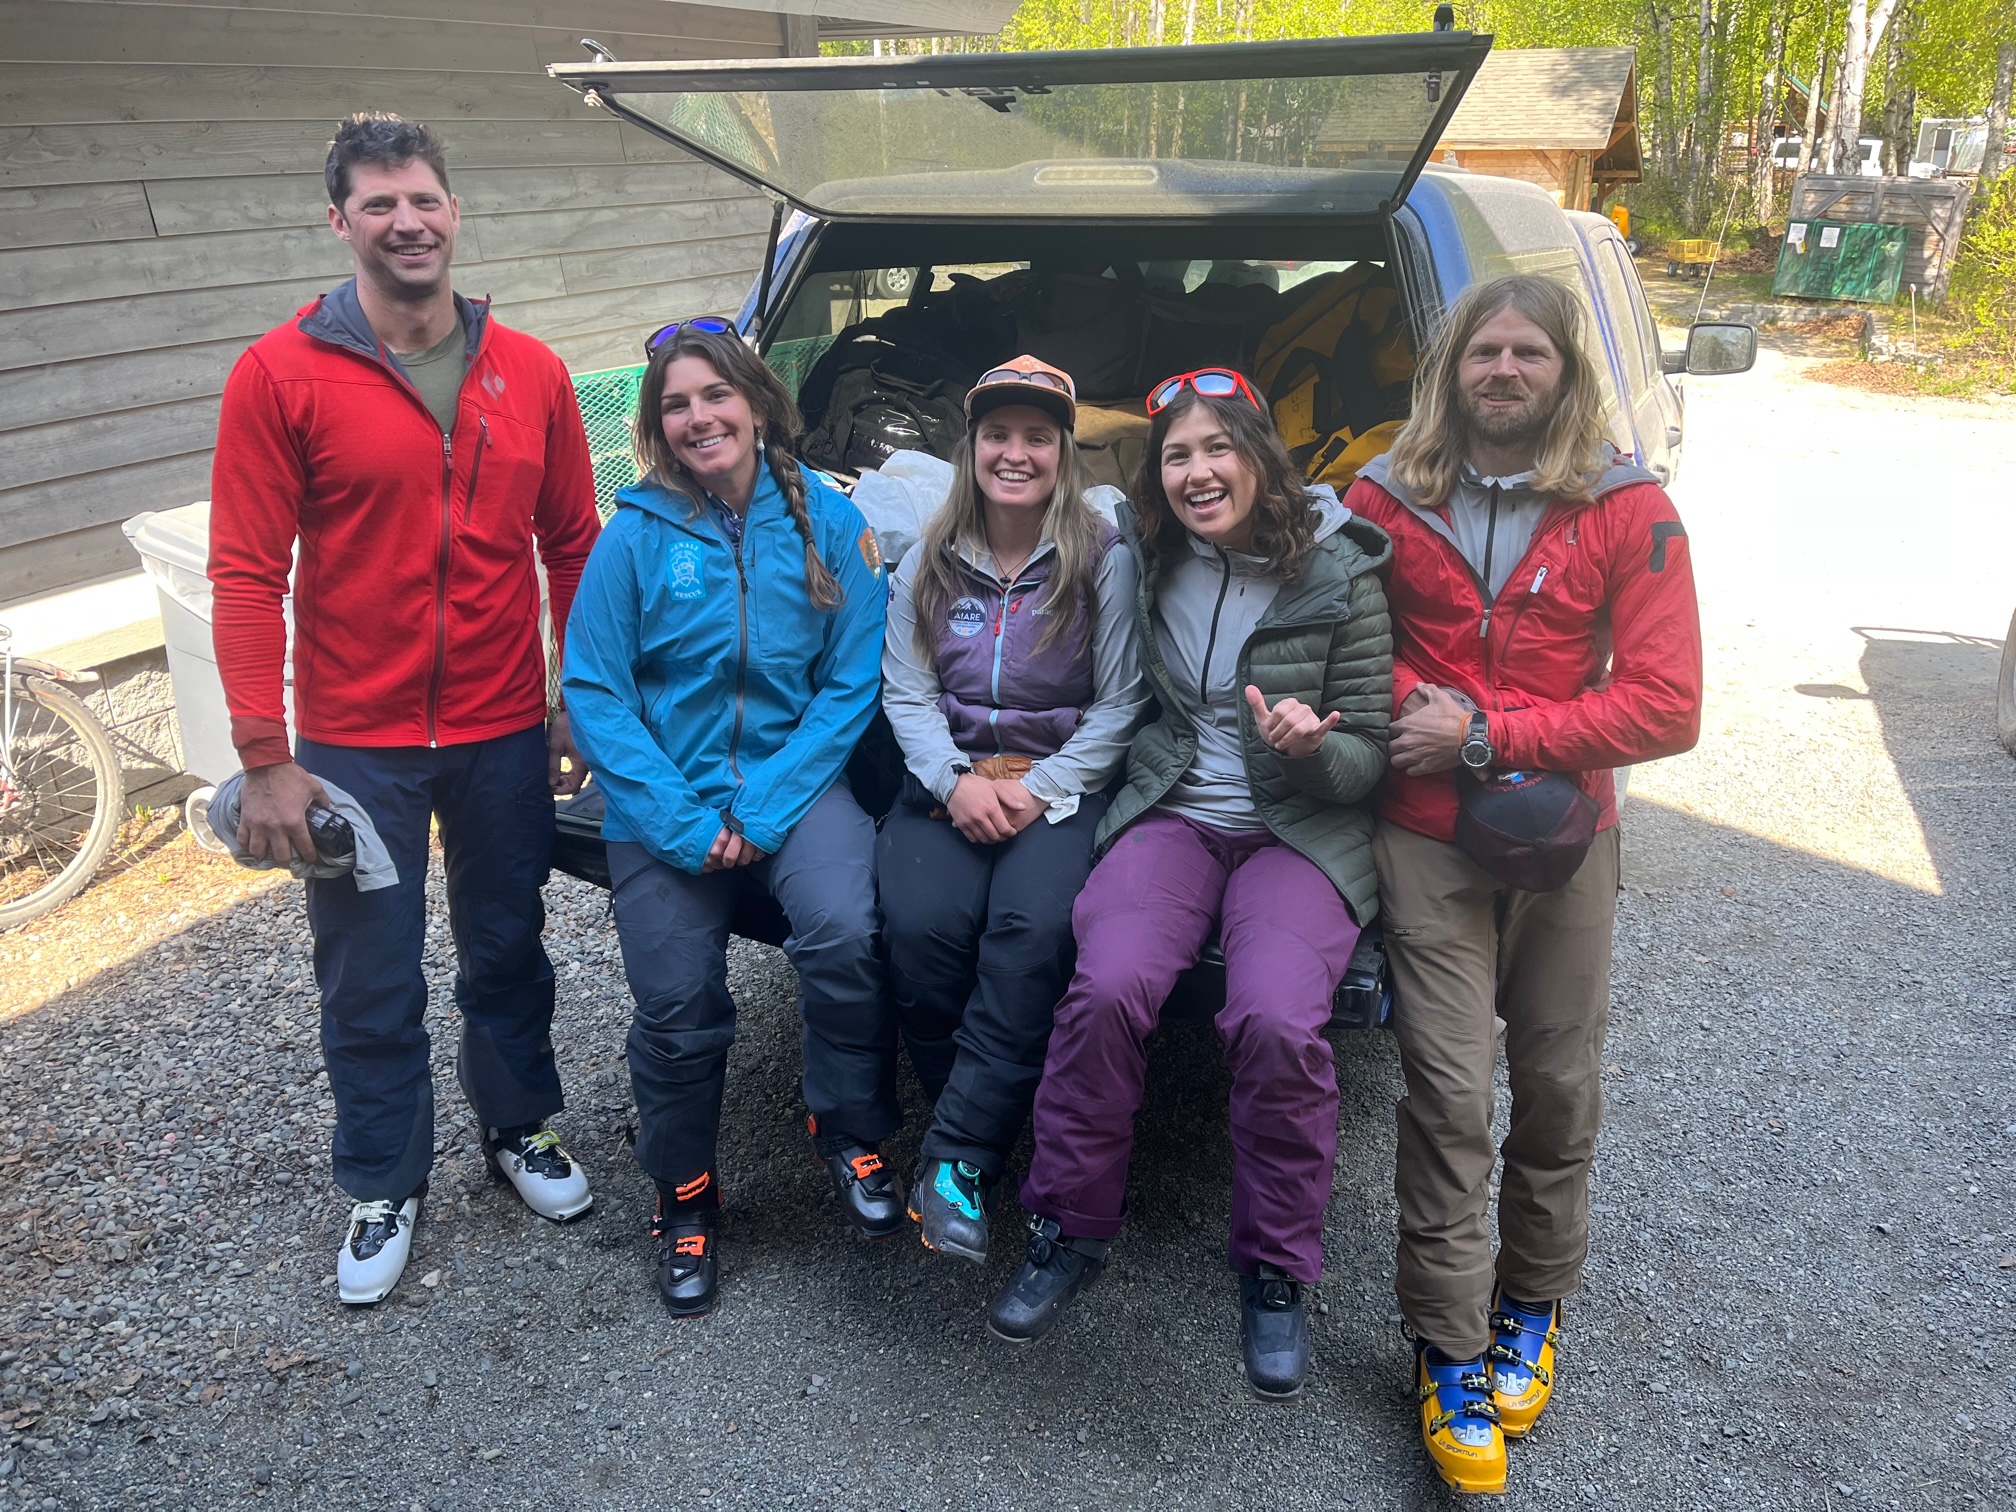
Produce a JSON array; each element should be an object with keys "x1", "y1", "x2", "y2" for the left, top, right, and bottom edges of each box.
[{"x1": 1461, "y1": 382, "x2": 1560, "y2": 446}]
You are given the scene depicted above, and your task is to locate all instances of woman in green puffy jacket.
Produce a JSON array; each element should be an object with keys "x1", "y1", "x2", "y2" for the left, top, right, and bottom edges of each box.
[{"x1": 985, "y1": 368, "x2": 1393, "y2": 1403}]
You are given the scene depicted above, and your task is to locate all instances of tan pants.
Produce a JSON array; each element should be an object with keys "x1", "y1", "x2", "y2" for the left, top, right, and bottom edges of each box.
[{"x1": 1375, "y1": 820, "x2": 1620, "y2": 1358}]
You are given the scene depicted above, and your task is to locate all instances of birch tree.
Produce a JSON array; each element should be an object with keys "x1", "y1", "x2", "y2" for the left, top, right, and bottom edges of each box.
[{"x1": 1829, "y1": 0, "x2": 1904, "y2": 173}]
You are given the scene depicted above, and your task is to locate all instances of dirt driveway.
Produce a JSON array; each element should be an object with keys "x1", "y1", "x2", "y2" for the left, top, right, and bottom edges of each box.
[{"x1": 2, "y1": 344, "x2": 2013, "y2": 1512}]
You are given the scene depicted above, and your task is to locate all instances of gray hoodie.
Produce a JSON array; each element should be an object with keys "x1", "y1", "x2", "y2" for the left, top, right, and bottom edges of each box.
[{"x1": 1152, "y1": 485, "x2": 1349, "y2": 831}]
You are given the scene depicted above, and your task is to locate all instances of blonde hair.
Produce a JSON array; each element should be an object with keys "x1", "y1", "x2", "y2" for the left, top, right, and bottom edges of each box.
[
  {"x1": 1385, "y1": 275, "x2": 1608, "y2": 508},
  {"x1": 910, "y1": 428, "x2": 1105, "y2": 663},
  {"x1": 632, "y1": 326, "x2": 840, "y2": 610}
]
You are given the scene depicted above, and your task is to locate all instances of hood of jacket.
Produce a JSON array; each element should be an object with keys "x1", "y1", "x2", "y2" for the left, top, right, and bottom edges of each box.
[
  {"x1": 298, "y1": 277, "x2": 490, "y2": 365},
  {"x1": 1356, "y1": 443, "x2": 1657, "y2": 517}
]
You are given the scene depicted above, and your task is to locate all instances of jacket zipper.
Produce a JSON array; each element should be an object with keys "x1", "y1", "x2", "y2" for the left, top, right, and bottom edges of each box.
[
  {"x1": 727, "y1": 531, "x2": 751, "y2": 783},
  {"x1": 1198, "y1": 550, "x2": 1234, "y2": 705},
  {"x1": 426, "y1": 432, "x2": 453, "y2": 747},
  {"x1": 463, "y1": 415, "x2": 490, "y2": 524},
  {"x1": 312, "y1": 315, "x2": 481, "y2": 750},
  {"x1": 1476, "y1": 511, "x2": 1574, "y2": 699},
  {"x1": 985, "y1": 569, "x2": 1036, "y2": 757}
]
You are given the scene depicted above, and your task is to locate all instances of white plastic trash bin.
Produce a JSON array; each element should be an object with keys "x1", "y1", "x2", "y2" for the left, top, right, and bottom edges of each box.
[{"x1": 124, "y1": 502, "x2": 293, "y2": 786}]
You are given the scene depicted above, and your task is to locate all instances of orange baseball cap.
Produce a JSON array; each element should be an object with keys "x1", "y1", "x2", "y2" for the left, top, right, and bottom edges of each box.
[{"x1": 965, "y1": 354, "x2": 1077, "y2": 431}]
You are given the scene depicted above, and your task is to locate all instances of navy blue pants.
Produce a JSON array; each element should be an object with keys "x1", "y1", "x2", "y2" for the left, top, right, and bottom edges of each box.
[
  {"x1": 299, "y1": 725, "x2": 560, "y2": 1202},
  {"x1": 606, "y1": 783, "x2": 898, "y2": 1190},
  {"x1": 877, "y1": 785, "x2": 1107, "y2": 1180}
]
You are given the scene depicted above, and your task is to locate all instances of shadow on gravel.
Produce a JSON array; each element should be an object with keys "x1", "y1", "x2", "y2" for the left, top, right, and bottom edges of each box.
[
  {"x1": 3, "y1": 629, "x2": 2014, "y2": 1511},
  {"x1": 1849, "y1": 627, "x2": 2011, "y2": 896}
]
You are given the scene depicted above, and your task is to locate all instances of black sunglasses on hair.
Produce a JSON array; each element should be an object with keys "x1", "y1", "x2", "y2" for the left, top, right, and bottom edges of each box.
[{"x1": 644, "y1": 315, "x2": 735, "y2": 356}]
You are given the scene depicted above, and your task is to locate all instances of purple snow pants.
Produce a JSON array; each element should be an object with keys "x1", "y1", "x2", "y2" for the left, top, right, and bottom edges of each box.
[{"x1": 1019, "y1": 809, "x2": 1361, "y2": 1282}]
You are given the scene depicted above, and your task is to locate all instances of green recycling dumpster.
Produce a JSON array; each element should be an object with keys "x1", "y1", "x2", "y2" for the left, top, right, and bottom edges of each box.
[{"x1": 1772, "y1": 219, "x2": 1909, "y2": 303}]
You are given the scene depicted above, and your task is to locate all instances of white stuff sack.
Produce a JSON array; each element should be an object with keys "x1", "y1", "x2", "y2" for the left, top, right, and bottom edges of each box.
[
  {"x1": 850, "y1": 450, "x2": 956, "y2": 568},
  {"x1": 1082, "y1": 484, "x2": 1125, "y2": 525}
]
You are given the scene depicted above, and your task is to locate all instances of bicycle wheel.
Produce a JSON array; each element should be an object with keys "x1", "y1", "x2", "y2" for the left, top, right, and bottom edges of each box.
[{"x1": 0, "y1": 677, "x2": 124, "y2": 931}]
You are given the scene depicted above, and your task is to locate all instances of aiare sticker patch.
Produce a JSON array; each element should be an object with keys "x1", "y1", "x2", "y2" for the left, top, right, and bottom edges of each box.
[
  {"x1": 857, "y1": 527, "x2": 884, "y2": 577},
  {"x1": 947, "y1": 596, "x2": 987, "y2": 637}
]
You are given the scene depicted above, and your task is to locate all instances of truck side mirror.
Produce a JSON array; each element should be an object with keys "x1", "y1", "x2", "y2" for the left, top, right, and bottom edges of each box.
[{"x1": 1682, "y1": 321, "x2": 1756, "y2": 376}]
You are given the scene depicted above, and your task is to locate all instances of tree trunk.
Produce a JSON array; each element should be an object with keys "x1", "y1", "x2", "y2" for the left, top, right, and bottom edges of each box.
[
  {"x1": 1797, "y1": 48, "x2": 1830, "y2": 180},
  {"x1": 1147, "y1": 0, "x2": 1166, "y2": 154},
  {"x1": 1879, "y1": 15, "x2": 1913, "y2": 177},
  {"x1": 1752, "y1": 11, "x2": 1785, "y2": 224},
  {"x1": 1687, "y1": 0, "x2": 1715, "y2": 224},
  {"x1": 1831, "y1": 0, "x2": 1902, "y2": 178},
  {"x1": 1232, "y1": 0, "x2": 1253, "y2": 160},
  {"x1": 1985, "y1": 42, "x2": 2015, "y2": 184},
  {"x1": 1649, "y1": 0, "x2": 1678, "y2": 179}
]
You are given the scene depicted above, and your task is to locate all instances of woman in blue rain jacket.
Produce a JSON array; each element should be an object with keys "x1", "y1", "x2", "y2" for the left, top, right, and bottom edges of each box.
[{"x1": 563, "y1": 323, "x2": 900, "y2": 1320}]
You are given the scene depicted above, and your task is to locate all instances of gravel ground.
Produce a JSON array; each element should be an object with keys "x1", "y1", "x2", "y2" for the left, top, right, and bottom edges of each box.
[{"x1": 3, "y1": 350, "x2": 2014, "y2": 1511}]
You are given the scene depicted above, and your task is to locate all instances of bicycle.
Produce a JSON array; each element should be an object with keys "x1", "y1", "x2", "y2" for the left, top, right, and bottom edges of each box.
[{"x1": 0, "y1": 623, "x2": 125, "y2": 930}]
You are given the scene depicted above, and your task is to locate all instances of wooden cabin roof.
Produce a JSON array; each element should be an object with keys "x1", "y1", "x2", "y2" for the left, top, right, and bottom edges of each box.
[{"x1": 1437, "y1": 46, "x2": 1638, "y2": 152}]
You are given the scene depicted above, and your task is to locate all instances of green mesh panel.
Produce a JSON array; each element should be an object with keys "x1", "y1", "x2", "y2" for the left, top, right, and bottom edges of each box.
[
  {"x1": 571, "y1": 363, "x2": 646, "y2": 522},
  {"x1": 766, "y1": 334, "x2": 836, "y2": 397}
]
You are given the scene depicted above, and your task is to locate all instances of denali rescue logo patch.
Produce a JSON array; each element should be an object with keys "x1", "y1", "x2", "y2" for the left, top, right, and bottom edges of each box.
[
  {"x1": 857, "y1": 527, "x2": 884, "y2": 577},
  {"x1": 667, "y1": 542, "x2": 704, "y2": 601},
  {"x1": 948, "y1": 596, "x2": 987, "y2": 638}
]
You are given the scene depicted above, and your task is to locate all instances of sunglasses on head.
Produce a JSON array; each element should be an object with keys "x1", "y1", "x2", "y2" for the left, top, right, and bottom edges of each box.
[
  {"x1": 974, "y1": 366, "x2": 1074, "y2": 395},
  {"x1": 644, "y1": 315, "x2": 735, "y2": 356},
  {"x1": 1146, "y1": 368, "x2": 1265, "y2": 416}
]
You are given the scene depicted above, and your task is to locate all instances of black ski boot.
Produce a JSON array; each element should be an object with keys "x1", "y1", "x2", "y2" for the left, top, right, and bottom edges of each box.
[
  {"x1": 650, "y1": 1174, "x2": 720, "y2": 1320},
  {"x1": 986, "y1": 1216, "x2": 1108, "y2": 1344},
  {"x1": 1239, "y1": 1264, "x2": 1310, "y2": 1400},
  {"x1": 807, "y1": 1116, "x2": 906, "y2": 1239},
  {"x1": 909, "y1": 1158, "x2": 992, "y2": 1265}
]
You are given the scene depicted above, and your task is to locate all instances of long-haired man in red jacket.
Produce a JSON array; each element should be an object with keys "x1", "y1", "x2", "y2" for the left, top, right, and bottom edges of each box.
[
  {"x1": 208, "y1": 115, "x2": 603, "y2": 1306},
  {"x1": 1345, "y1": 276, "x2": 1702, "y2": 1494}
]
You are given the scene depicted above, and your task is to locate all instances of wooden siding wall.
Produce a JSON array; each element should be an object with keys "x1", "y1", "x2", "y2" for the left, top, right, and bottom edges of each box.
[
  {"x1": 1440, "y1": 148, "x2": 1593, "y2": 210},
  {"x1": 0, "y1": 0, "x2": 784, "y2": 602}
]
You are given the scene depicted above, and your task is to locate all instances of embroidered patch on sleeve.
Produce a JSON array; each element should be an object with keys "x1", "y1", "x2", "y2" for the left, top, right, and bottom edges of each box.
[{"x1": 858, "y1": 527, "x2": 884, "y2": 577}]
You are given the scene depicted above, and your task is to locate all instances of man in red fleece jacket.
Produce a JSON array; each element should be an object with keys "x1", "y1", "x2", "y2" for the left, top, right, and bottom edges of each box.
[
  {"x1": 207, "y1": 114, "x2": 602, "y2": 1306},
  {"x1": 1344, "y1": 276, "x2": 1702, "y2": 1495}
]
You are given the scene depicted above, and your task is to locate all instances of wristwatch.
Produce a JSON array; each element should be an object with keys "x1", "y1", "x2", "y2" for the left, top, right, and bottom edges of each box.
[{"x1": 1458, "y1": 711, "x2": 1494, "y2": 772}]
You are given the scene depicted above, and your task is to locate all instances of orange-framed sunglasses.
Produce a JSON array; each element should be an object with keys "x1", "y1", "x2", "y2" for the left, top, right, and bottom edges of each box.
[{"x1": 1146, "y1": 367, "x2": 1265, "y2": 416}]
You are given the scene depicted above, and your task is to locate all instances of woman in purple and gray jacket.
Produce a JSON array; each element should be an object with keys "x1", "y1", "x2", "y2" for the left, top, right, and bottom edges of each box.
[{"x1": 878, "y1": 355, "x2": 1148, "y2": 1266}]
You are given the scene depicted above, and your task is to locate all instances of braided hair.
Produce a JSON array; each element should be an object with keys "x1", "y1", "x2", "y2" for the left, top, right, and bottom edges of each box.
[{"x1": 632, "y1": 324, "x2": 841, "y2": 610}]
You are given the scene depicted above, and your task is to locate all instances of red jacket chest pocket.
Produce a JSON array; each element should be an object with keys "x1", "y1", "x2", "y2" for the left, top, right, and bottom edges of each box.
[
  {"x1": 460, "y1": 406, "x2": 546, "y2": 549},
  {"x1": 1501, "y1": 553, "x2": 1607, "y2": 690}
]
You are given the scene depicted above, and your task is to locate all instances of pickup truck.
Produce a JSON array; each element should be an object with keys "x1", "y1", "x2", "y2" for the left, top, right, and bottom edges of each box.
[{"x1": 544, "y1": 32, "x2": 1754, "y2": 1021}]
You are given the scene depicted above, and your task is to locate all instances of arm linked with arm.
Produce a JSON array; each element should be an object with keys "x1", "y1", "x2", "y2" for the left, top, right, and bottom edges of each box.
[
  {"x1": 559, "y1": 519, "x2": 720, "y2": 873},
  {"x1": 1275, "y1": 570, "x2": 1393, "y2": 804},
  {"x1": 1490, "y1": 493, "x2": 1703, "y2": 772},
  {"x1": 1024, "y1": 544, "x2": 1150, "y2": 808}
]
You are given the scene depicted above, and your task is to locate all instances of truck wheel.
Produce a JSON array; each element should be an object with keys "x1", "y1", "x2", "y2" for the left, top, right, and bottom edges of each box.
[
  {"x1": 874, "y1": 267, "x2": 916, "y2": 300},
  {"x1": 1998, "y1": 607, "x2": 2016, "y2": 757}
]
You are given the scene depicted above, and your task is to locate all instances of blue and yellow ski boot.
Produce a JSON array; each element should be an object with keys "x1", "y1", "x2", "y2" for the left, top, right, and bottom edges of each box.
[
  {"x1": 1488, "y1": 1287, "x2": 1561, "y2": 1437},
  {"x1": 1417, "y1": 1345, "x2": 1507, "y2": 1494}
]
